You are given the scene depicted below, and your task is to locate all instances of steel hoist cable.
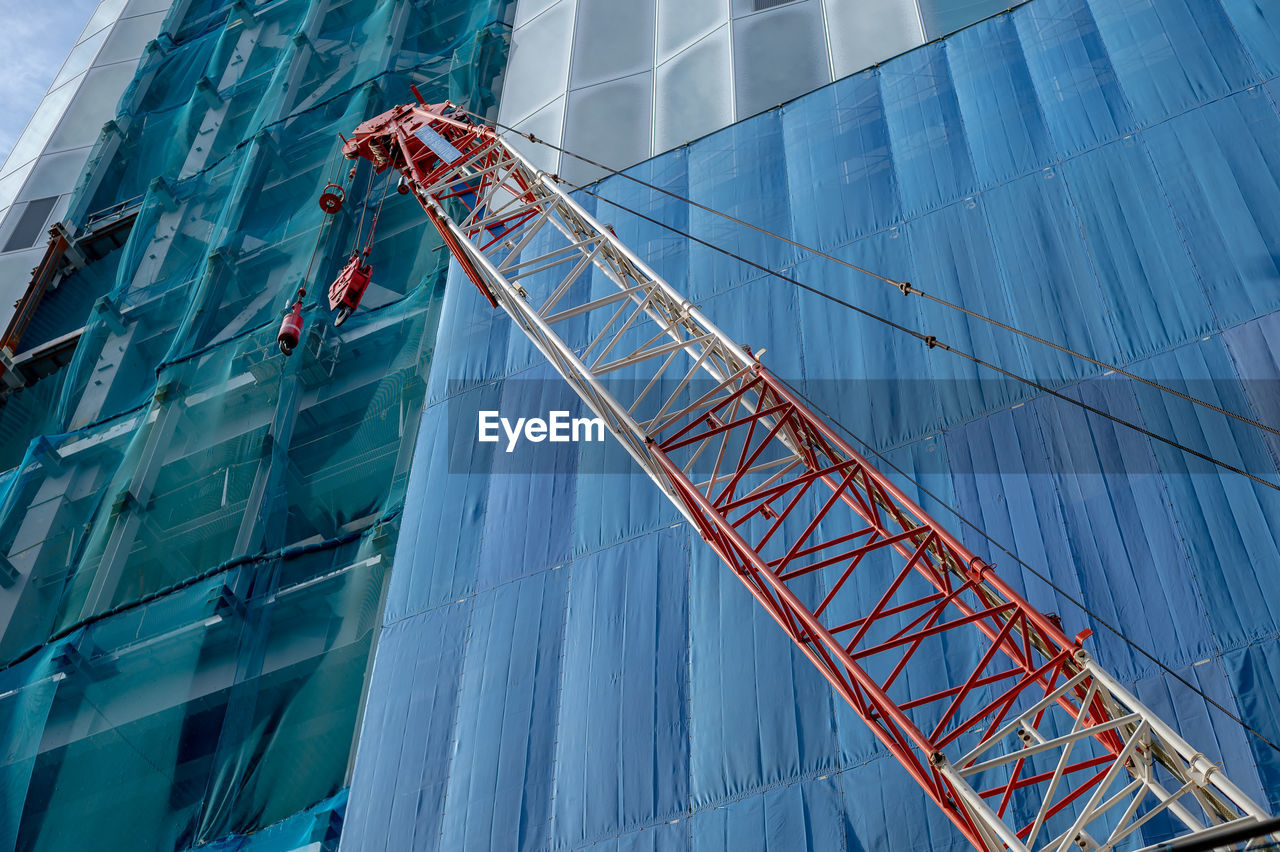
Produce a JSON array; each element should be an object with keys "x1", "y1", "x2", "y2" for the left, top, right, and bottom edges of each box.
[
  {"x1": 490, "y1": 163, "x2": 1280, "y2": 751},
  {"x1": 479, "y1": 111, "x2": 1280, "y2": 444},
  {"x1": 562, "y1": 179, "x2": 1280, "y2": 495}
]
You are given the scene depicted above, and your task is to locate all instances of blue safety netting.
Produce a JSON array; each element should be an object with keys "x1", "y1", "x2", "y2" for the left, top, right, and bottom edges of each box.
[
  {"x1": 343, "y1": 0, "x2": 1280, "y2": 849},
  {"x1": 0, "y1": 0, "x2": 513, "y2": 849}
]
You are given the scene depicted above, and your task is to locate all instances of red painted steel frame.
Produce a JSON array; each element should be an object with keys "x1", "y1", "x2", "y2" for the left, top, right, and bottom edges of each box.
[
  {"x1": 342, "y1": 101, "x2": 539, "y2": 306},
  {"x1": 645, "y1": 366, "x2": 1112, "y2": 848}
]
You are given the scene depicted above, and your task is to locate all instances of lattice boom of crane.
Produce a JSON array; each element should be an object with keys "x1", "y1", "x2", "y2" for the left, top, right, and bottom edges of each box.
[{"x1": 336, "y1": 95, "x2": 1277, "y2": 851}]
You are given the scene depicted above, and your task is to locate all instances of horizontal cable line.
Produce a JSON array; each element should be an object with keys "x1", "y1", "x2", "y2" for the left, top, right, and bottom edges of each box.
[
  {"x1": 480, "y1": 112, "x2": 1280, "y2": 442},
  {"x1": 563, "y1": 179, "x2": 1280, "y2": 494},
  {"x1": 442, "y1": 110, "x2": 1280, "y2": 750}
]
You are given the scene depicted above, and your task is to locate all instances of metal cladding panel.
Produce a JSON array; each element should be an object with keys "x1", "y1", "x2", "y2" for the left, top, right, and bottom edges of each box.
[{"x1": 347, "y1": 0, "x2": 1280, "y2": 847}]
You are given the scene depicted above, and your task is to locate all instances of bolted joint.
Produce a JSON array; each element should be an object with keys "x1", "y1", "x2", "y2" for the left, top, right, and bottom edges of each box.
[
  {"x1": 0, "y1": 347, "x2": 25, "y2": 390},
  {"x1": 230, "y1": 0, "x2": 255, "y2": 24},
  {"x1": 154, "y1": 379, "x2": 181, "y2": 403},
  {"x1": 0, "y1": 552, "x2": 18, "y2": 588},
  {"x1": 55, "y1": 222, "x2": 88, "y2": 270},
  {"x1": 194, "y1": 76, "x2": 222, "y2": 110},
  {"x1": 110, "y1": 488, "x2": 137, "y2": 517},
  {"x1": 100, "y1": 119, "x2": 126, "y2": 144},
  {"x1": 205, "y1": 584, "x2": 246, "y2": 621},
  {"x1": 967, "y1": 556, "x2": 993, "y2": 582},
  {"x1": 149, "y1": 175, "x2": 178, "y2": 211},
  {"x1": 207, "y1": 245, "x2": 236, "y2": 267},
  {"x1": 33, "y1": 436, "x2": 64, "y2": 474},
  {"x1": 93, "y1": 295, "x2": 128, "y2": 335},
  {"x1": 144, "y1": 32, "x2": 175, "y2": 58},
  {"x1": 1188, "y1": 753, "x2": 1218, "y2": 787},
  {"x1": 896, "y1": 280, "x2": 915, "y2": 296}
]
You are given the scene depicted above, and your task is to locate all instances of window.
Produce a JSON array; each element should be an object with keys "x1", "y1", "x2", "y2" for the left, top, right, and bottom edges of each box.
[{"x1": 3, "y1": 196, "x2": 58, "y2": 252}]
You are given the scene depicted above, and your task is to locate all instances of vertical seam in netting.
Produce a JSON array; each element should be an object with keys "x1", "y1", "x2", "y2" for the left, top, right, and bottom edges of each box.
[
  {"x1": 432, "y1": 595, "x2": 477, "y2": 850},
  {"x1": 1210, "y1": 0, "x2": 1272, "y2": 89},
  {"x1": 545, "y1": 557, "x2": 574, "y2": 850},
  {"x1": 683, "y1": 525, "x2": 695, "y2": 846}
]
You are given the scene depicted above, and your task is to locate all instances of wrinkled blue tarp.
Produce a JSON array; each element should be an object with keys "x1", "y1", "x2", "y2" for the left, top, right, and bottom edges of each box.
[{"x1": 344, "y1": 0, "x2": 1280, "y2": 848}]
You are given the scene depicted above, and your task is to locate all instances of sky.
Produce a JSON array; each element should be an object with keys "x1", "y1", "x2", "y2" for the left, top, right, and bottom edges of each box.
[{"x1": 0, "y1": 0, "x2": 100, "y2": 167}]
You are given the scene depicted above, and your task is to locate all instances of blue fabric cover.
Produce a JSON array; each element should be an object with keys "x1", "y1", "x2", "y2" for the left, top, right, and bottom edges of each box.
[{"x1": 344, "y1": 0, "x2": 1280, "y2": 847}]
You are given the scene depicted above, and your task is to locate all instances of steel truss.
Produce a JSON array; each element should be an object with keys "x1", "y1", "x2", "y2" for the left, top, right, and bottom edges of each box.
[{"x1": 339, "y1": 100, "x2": 1278, "y2": 851}]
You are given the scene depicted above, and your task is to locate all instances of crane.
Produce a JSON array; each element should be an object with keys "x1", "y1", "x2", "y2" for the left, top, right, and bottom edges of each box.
[{"x1": 301, "y1": 91, "x2": 1278, "y2": 851}]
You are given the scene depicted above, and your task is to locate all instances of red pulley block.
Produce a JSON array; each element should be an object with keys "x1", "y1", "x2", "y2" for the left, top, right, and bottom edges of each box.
[
  {"x1": 278, "y1": 300, "x2": 304, "y2": 355},
  {"x1": 328, "y1": 252, "x2": 373, "y2": 327},
  {"x1": 318, "y1": 183, "x2": 346, "y2": 214}
]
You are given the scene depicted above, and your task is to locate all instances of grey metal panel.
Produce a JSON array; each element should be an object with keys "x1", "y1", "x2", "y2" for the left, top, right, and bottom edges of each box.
[
  {"x1": 920, "y1": 0, "x2": 1019, "y2": 38},
  {"x1": 0, "y1": 164, "x2": 34, "y2": 213},
  {"x1": 50, "y1": 27, "x2": 111, "y2": 91},
  {"x1": 0, "y1": 247, "x2": 47, "y2": 317},
  {"x1": 1, "y1": 78, "x2": 82, "y2": 178},
  {"x1": 731, "y1": 0, "x2": 831, "y2": 117},
  {"x1": 96, "y1": 10, "x2": 168, "y2": 64},
  {"x1": 506, "y1": 94, "x2": 567, "y2": 176},
  {"x1": 46, "y1": 64, "x2": 138, "y2": 153},
  {"x1": 15, "y1": 150, "x2": 92, "y2": 202},
  {"x1": 824, "y1": 0, "x2": 925, "y2": 79},
  {"x1": 514, "y1": 0, "x2": 561, "y2": 28},
  {"x1": 81, "y1": 0, "x2": 132, "y2": 40},
  {"x1": 561, "y1": 72, "x2": 655, "y2": 186},
  {"x1": 499, "y1": 0, "x2": 576, "y2": 125},
  {"x1": 123, "y1": 0, "x2": 175, "y2": 14},
  {"x1": 654, "y1": 25, "x2": 733, "y2": 152},
  {"x1": 569, "y1": 0, "x2": 655, "y2": 88},
  {"x1": 731, "y1": 0, "x2": 803, "y2": 13},
  {"x1": 658, "y1": 0, "x2": 727, "y2": 61}
]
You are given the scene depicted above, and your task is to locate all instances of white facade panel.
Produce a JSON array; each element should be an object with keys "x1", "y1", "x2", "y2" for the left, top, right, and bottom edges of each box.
[
  {"x1": 824, "y1": 0, "x2": 926, "y2": 79},
  {"x1": 653, "y1": 26, "x2": 733, "y2": 153},
  {"x1": 501, "y1": 0, "x2": 1024, "y2": 182},
  {"x1": 731, "y1": 0, "x2": 831, "y2": 118},
  {"x1": 0, "y1": 0, "x2": 168, "y2": 332},
  {"x1": 497, "y1": 0, "x2": 577, "y2": 126}
]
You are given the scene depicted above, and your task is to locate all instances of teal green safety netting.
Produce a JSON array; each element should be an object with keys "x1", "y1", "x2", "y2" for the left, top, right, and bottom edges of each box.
[{"x1": 0, "y1": 0, "x2": 513, "y2": 848}]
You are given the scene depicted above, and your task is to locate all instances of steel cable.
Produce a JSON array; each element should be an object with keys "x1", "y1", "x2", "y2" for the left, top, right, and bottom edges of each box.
[
  {"x1": 473, "y1": 112, "x2": 1280, "y2": 442},
  {"x1": 562, "y1": 179, "x2": 1280, "y2": 494},
  {"x1": 444, "y1": 110, "x2": 1280, "y2": 752}
]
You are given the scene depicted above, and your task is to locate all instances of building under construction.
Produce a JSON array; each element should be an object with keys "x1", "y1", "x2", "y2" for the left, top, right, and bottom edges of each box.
[{"x1": 0, "y1": 0, "x2": 1278, "y2": 850}]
